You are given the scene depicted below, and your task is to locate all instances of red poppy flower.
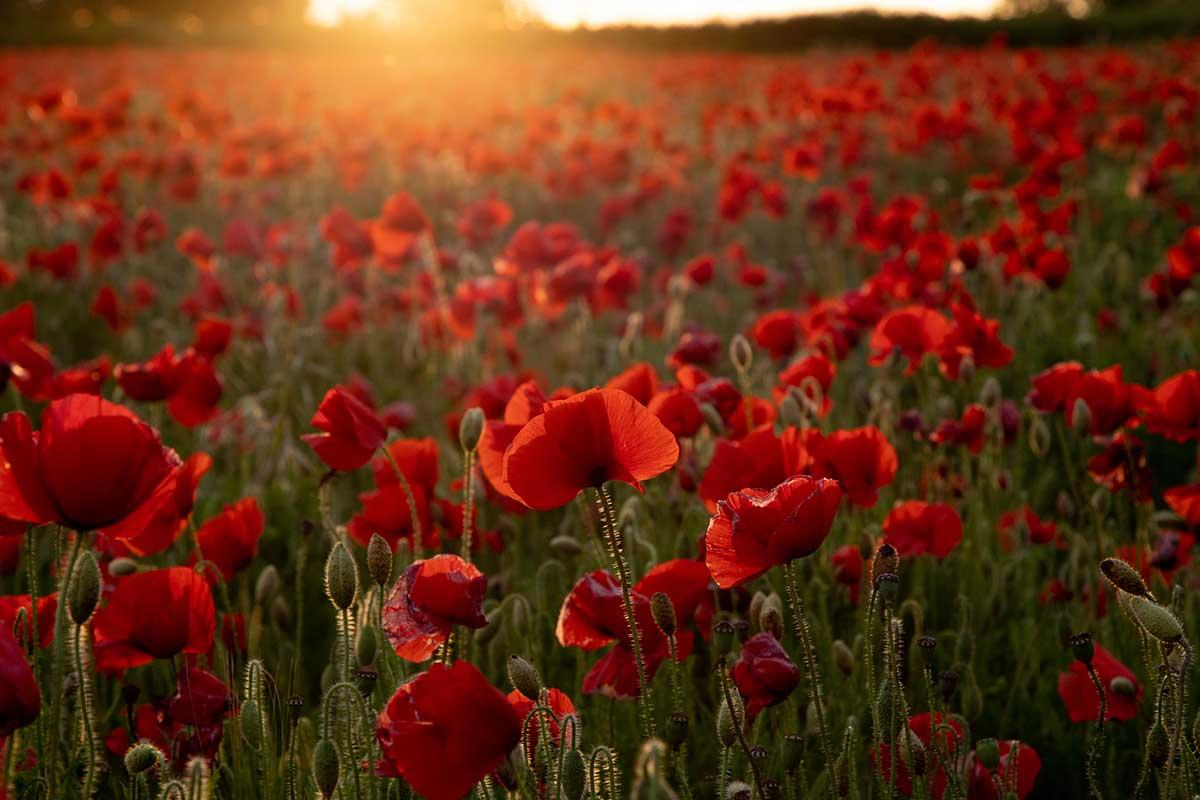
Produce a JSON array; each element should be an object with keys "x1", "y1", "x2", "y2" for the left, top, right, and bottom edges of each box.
[
  {"x1": 732, "y1": 632, "x2": 800, "y2": 717},
  {"x1": 1132, "y1": 370, "x2": 1200, "y2": 442},
  {"x1": 699, "y1": 426, "x2": 787, "y2": 512},
  {"x1": 1026, "y1": 361, "x2": 1084, "y2": 413},
  {"x1": 831, "y1": 545, "x2": 863, "y2": 604},
  {"x1": 788, "y1": 426, "x2": 898, "y2": 508},
  {"x1": 930, "y1": 404, "x2": 987, "y2": 454},
  {"x1": 750, "y1": 310, "x2": 801, "y2": 360},
  {"x1": 375, "y1": 661, "x2": 521, "y2": 800},
  {"x1": 106, "y1": 665, "x2": 230, "y2": 769},
  {"x1": 647, "y1": 388, "x2": 705, "y2": 439},
  {"x1": 165, "y1": 350, "x2": 222, "y2": 428},
  {"x1": 605, "y1": 362, "x2": 659, "y2": 406},
  {"x1": 1165, "y1": 482, "x2": 1200, "y2": 525},
  {"x1": 1087, "y1": 432, "x2": 1151, "y2": 501},
  {"x1": 507, "y1": 687, "x2": 577, "y2": 750},
  {"x1": 478, "y1": 381, "x2": 548, "y2": 507},
  {"x1": 870, "y1": 712, "x2": 964, "y2": 798},
  {"x1": 882, "y1": 501, "x2": 963, "y2": 559},
  {"x1": 967, "y1": 741, "x2": 1041, "y2": 800},
  {"x1": 382, "y1": 555, "x2": 488, "y2": 662},
  {"x1": 302, "y1": 387, "x2": 387, "y2": 471},
  {"x1": 1057, "y1": 644, "x2": 1141, "y2": 723},
  {"x1": 348, "y1": 483, "x2": 434, "y2": 552},
  {"x1": 996, "y1": 507, "x2": 1060, "y2": 550},
  {"x1": 0, "y1": 593, "x2": 57, "y2": 648},
  {"x1": 92, "y1": 567, "x2": 216, "y2": 673},
  {"x1": 0, "y1": 394, "x2": 210, "y2": 555},
  {"x1": 939, "y1": 303, "x2": 1013, "y2": 380},
  {"x1": 0, "y1": 302, "x2": 55, "y2": 400},
  {"x1": 869, "y1": 306, "x2": 953, "y2": 374},
  {"x1": 1065, "y1": 366, "x2": 1134, "y2": 436},
  {"x1": 774, "y1": 353, "x2": 835, "y2": 417},
  {"x1": 193, "y1": 498, "x2": 264, "y2": 581},
  {"x1": 0, "y1": 621, "x2": 40, "y2": 737},
  {"x1": 502, "y1": 388, "x2": 679, "y2": 510},
  {"x1": 705, "y1": 475, "x2": 842, "y2": 589}
]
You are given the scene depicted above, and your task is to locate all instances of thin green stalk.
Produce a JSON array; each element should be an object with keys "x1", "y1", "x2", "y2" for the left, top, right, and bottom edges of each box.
[
  {"x1": 1084, "y1": 663, "x2": 1106, "y2": 800},
  {"x1": 380, "y1": 445, "x2": 424, "y2": 559},
  {"x1": 73, "y1": 622, "x2": 99, "y2": 798},
  {"x1": 784, "y1": 560, "x2": 834, "y2": 795},
  {"x1": 719, "y1": 662, "x2": 767, "y2": 800},
  {"x1": 460, "y1": 450, "x2": 476, "y2": 558}
]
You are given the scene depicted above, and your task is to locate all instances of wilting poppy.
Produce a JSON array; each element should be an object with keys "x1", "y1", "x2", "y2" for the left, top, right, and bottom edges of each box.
[
  {"x1": 0, "y1": 621, "x2": 40, "y2": 737},
  {"x1": 705, "y1": 475, "x2": 842, "y2": 589},
  {"x1": 1057, "y1": 644, "x2": 1141, "y2": 723},
  {"x1": 375, "y1": 661, "x2": 521, "y2": 800},
  {"x1": 382, "y1": 555, "x2": 488, "y2": 662},
  {"x1": 882, "y1": 501, "x2": 963, "y2": 559},
  {"x1": 193, "y1": 497, "x2": 264, "y2": 581},
  {"x1": 0, "y1": 394, "x2": 210, "y2": 555},
  {"x1": 732, "y1": 632, "x2": 800, "y2": 717},
  {"x1": 302, "y1": 387, "x2": 387, "y2": 471},
  {"x1": 92, "y1": 567, "x2": 216, "y2": 673},
  {"x1": 1133, "y1": 370, "x2": 1200, "y2": 442},
  {"x1": 502, "y1": 388, "x2": 679, "y2": 510}
]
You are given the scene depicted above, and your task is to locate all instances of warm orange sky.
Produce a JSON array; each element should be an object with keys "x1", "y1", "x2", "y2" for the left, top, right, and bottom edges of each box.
[{"x1": 307, "y1": 0, "x2": 999, "y2": 27}]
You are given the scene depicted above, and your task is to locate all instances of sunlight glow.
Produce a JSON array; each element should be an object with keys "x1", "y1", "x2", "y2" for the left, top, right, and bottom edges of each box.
[{"x1": 306, "y1": 0, "x2": 382, "y2": 27}]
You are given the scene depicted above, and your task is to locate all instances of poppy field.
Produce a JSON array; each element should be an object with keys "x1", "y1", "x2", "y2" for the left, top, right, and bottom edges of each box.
[{"x1": 1, "y1": 38, "x2": 1200, "y2": 800}]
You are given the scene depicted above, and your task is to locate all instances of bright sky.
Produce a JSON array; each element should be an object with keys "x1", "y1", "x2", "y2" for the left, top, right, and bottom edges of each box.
[{"x1": 307, "y1": 0, "x2": 998, "y2": 28}]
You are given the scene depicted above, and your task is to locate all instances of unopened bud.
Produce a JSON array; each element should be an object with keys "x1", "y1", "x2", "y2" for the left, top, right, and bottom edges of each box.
[
  {"x1": 700, "y1": 403, "x2": 725, "y2": 436},
  {"x1": 108, "y1": 557, "x2": 138, "y2": 577},
  {"x1": 356, "y1": 627, "x2": 377, "y2": 667},
  {"x1": 1128, "y1": 595, "x2": 1184, "y2": 643},
  {"x1": 459, "y1": 407, "x2": 485, "y2": 453},
  {"x1": 1110, "y1": 675, "x2": 1135, "y2": 698},
  {"x1": 1148, "y1": 722, "x2": 1169, "y2": 769},
  {"x1": 975, "y1": 738, "x2": 1000, "y2": 770},
  {"x1": 1070, "y1": 398, "x2": 1093, "y2": 435},
  {"x1": 367, "y1": 535, "x2": 392, "y2": 587},
  {"x1": 979, "y1": 376, "x2": 1002, "y2": 407},
  {"x1": 124, "y1": 742, "x2": 161, "y2": 775},
  {"x1": 759, "y1": 593, "x2": 784, "y2": 640},
  {"x1": 730, "y1": 334, "x2": 753, "y2": 373},
  {"x1": 833, "y1": 640, "x2": 855, "y2": 676},
  {"x1": 324, "y1": 542, "x2": 358, "y2": 610},
  {"x1": 717, "y1": 686, "x2": 745, "y2": 748},
  {"x1": 69, "y1": 550, "x2": 101, "y2": 626},
  {"x1": 312, "y1": 738, "x2": 340, "y2": 798},
  {"x1": 241, "y1": 698, "x2": 262, "y2": 750},
  {"x1": 651, "y1": 592, "x2": 677, "y2": 637},
  {"x1": 255, "y1": 565, "x2": 281, "y2": 605},
  {"x1": 507, "y1": 655, "x2": 543, "y2": 700},
  {"x1": 550, "y1": 535, "x2": 583, "y2": 556},
  {"x1": 561, "y1": 749, "x2": 586, "y2": 800},
  {"x1": 1099, "y1": 557, "x2": 1150, "y2": 598}
]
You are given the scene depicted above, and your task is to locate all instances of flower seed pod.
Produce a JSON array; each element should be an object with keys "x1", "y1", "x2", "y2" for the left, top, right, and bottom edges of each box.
[
  {"x1": 459, "y1": 407, "x2": 485, "y2": 454},
  {"x1": 916, "y1": 635, "x2": 937, "y2": 667},
  {"x1": 713, "y1": 620, "x2": 735, "y2": 657},
  {"x1": 255, "y1": 565, "x2": 281, "y2": 605},
  {"x1": 108, "y1": 557, "x2": 138, "y2": 577},
  {"x1": 873, "y1": 543, "x2": 899, "y2": 582},
  {"x1": 324, "y1": 541, "x2": 358, "y2": 611},
  {"x1": 560, "y1": 748, "x2": 586, "y2": 800},
  {"x1": 759, "y1": 593, "x2": 784, "y2": 640},
  {"x1": 975, "y1": 738, "x2": 1000, "y2": 771},
  {"x1": 781, "y1": 734, "x2": 804, "y2": 773},
  {"x1": 506, "y1": 655, "x2": 543, "y2": 700},
  {"x1": 312, "y1": 738, "x2": 340, "y2": 798},
  {"x1": 549, "y1": 535, "x2": 584, "y2": 557},
  {"x1": 355, "y1": 666, "x2": 378, "y2": 697},
  {"x1": 832, "y1": 640, "x2": 855, "y2": 676},
  {"x1": 287, "y1": 695, "x2": 304, "y2": 723},
  {"x1": 730, "y1": 334, "x2": 753, "y2": 373},
  {"x1": 241, "y1": 698, "x2": 263, "y2": 751},
  {"x1": 876, "y1": 573, "x2": 900, "y2": 605},
  {"x1": 356, "y1": 626, "x2": 377, "y2": 667},
  {"x1": 717, "y1": 686, "x2": 745, "y2": 748},
  {"x1": 1127, "y1": 596, "x2": 1184, "y2": 643},
  {"x1": 664, "y1": 712, "x2": 689, "y2": 748},
  {"x1": 124, "y1": 741, "x2": 161, "y2": 775},
  {"x1": 650, "y1": 592, "x2": 677, "y2": 637},
  {"x1": 1068, "y1": 632, "x2": 1094, "y2": 666},
  {"x1": 1099, "y1": 558, "x2": 1150, "y2": 598},
  {"x1": 69, "y1": 549, "x2": 101, "y2": 626},
  {"x1": 763, "y1": 778, "x2": 783, "y2": 800},
  {"x1": 938, "y1": 670, "x2": 959, "y2": 705},
  {"x1": 367, "y1": 534, "x2": 392, "y2": 588},
  {"x1": 726, "y1": 782, "x2": 752, "y2": 800}
]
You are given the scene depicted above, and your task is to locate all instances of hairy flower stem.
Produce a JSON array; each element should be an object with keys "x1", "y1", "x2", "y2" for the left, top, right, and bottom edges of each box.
[
  {"x1": 47, "y1": 530, "x2": 83, "y2": 798},
  {"x1": 784, "y1": 560, "x2": 834, "y2": 795},
  {"x1": 22, "y1": 530, "x2": 46, "y2": 764},
  {"x1": 73, "y1": 622, "x2": 100, "y2": 797},
  {"x1": 1083, "y1": 663, "x2": 1106, "y2": 800},
  {"x1": 719, "y1": 662, "x2": 767, "y2": 800},
  {"x1": 593, "y1": 485, "x2": 654, "y2": 737},
  {"x1": 380, "y1": 445, "x2": 424, "y2": 559},
  {"x1": 459, "y1": 450, "x2": 476, "y2": 558}
]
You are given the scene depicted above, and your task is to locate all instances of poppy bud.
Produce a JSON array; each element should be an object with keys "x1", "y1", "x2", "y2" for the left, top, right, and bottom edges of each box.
[
  {"x1": 874, "y1": 680, "x2": 896, "y2": 743},
  {"x1": 313, "y1": 738, "x2": 340, "y2": 798},
  {"x1": 730, "y1": 334, "x2": 753, "y2": 373},
  {"x1": 1071, "y1": 398, "x2": 1093, "y2": 435},
  {"x1": 367, "y1": 534, "x2": 392, "y2": 588},
  {"x1": 242, "y1": 698, "x2": 263, "y2": 751},
  {"x1": 1056, "y1": 490, "x2": 1074, "y2": 519},
  {"x1": 979, "y1": 376, "x2": 1002, "y2": 407},
  {"x1": 1109, "y1": 675, "x2": 1135, "y2": 698},
  {"x1": 1148, "y1": 722, "x2": 1169, "y2": 769},
  {"x1": 832, "y1": 640, "x2": 854, "y2": 676},
  {"x1": 651, "y1": 592, "x2": 676, "y2": 637},
  {"x1": 1068, "y1": 632, "x2": 1094, "y2": 666},
  {"x1": 459, "y1": 407, "x2": 485, "y2": 454},
  {"x1": 560, "y1": 749, "x2": 586, "y2": 800},
  {"x1": 779, "y1": 391, "x2": 807, "y2": 429},
  {"x1": 873, "y1": 543, "x2": 899, "y2": 582},
  {"x1": 749, "y1": 592, "x2": 767, "y2": 630},
  {"x1": 255, "y1": 565, "x2": 281, "y2": 605},
  {"x1": 1090, "y1": 488, "x2": 1111, "y2": 516},
  {"x1": 124, "y1": 741, "x2": 162, "y2": 775},
  {"x1": 108, "y1": 557, "x2": 138, "y2": 577},
  {"x1": 1099, "y1": 557, "x2": 1150, "y2": 598},
  {"x1": 1128, "y1": 596, "x2": 1184, "y2": 643},
  {"x1": 876, "y1": 573, "x2": 900, "y2": 605},
  {"x1": 69, "y1": 550, "x2": 101, "y2": 626},
  {"x1": 717, "y1": 686, "x2": 745, "y2": 748},
  {"x1": 355, "y1": 666, "x2": 378, "y2": 697},
  {"x1": 324, "y1": 541, "x2": 358, "y2": 611},
  {"x1": 781, "y1": 734, "x2": 804, "y2": 773},
  {"x1": 713, "y1": 620, "x2": 736, "y2": 657},
  {"x1": 550, "y1": 535, "x2": 583, "y2": 556},
  {"x1": 899, "y1": 727, "x2": 926, "y2": 776},
  {"x1": 664, "y1": 712, "x2": 689, "y2": 748},
  {"x1": 759, "y1": 593, "x2": 784, "y2": 640},
  {"x1": 975, "y1": 738, "x2": 1000, "y2": 770},
  {"x1": 762, "y1": 778, "x2": 782, "y2": 800},
  {"x1": 271, "y1": 596, "x2": 293, "y2": 631},
  {"x1": 727, "y1": 782, "x2": 752, "y2": 800},
  {"x1": 700, "y1": 402, "x2": 725, "y2": 436},
  {"x1": 474, "y1": 609, "x2": 501, "y2": 646},
  {"x1": 506, "y1": 655, "x2": 542, "y2": 700},
  {"x1": 938, "y1": 670, "x2": 959, "y2": 704},
  {"x1": 957, "y1": 355, "x2": 975, "y2": 383},
  {"x1": 356, "y1": 626, "x2": 377, "y2": 667}
]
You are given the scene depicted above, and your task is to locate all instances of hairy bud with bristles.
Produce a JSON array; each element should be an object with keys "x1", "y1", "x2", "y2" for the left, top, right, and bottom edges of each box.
[
  {"x1": 313, "y1": 738, "x2": 340, "y2": 798},
  {"x1": 367, "y1": 534, "x2": 392, "y2": 588},
  {"x1": 124, "y1": 741, "x2": 162, "y2": 775},
  {"x1": 560, "y1": 749, "x2": 586, "y2": 800},
  {"x1": 255, "y1": 565, "x2": 281, "y2": 605},
  {"x1": 1127, "y1": 595, "x2": 1184, "y2": 643},
  {"x1": 506, "y1": 654, "x2": 542, "y2": 700},
  {"x1": 458, "y1": 407, "x2": 485, "y2": 454},
  {"x1": 324, "y1": 541, "x2": 358, "y2": 611},
  {"x1": 1099, "y1": 558, "x2": 1150, "y2": 597},
  {"x1": 651, "y1": 592, "x2": 676, "y2": 637},
  {"x1": 68, "y1": 549, "x2": 101, "y2": 626}
]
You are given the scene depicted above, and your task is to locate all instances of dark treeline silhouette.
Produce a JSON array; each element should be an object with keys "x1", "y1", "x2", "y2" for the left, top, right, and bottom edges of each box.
[{"x1": 1, "y1": 0, "x2": 1198, "y2": 49}]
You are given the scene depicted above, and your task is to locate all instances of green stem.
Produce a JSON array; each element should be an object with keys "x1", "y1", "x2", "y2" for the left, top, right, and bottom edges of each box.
[
  {"x1": 73, "y1": 623, "x2": 99, "y2": 798},
  {"x1": 719, "y1": 662, "x2": 767, "y2": 800},
  {"x1": 784, "y1": 560, "x2": 834, "y2": 795},
  {"x1": 380, "y1": 445, "x2": 424, "y2": 559},
  {"x1": 460, "y1": 450, "x2": 475, "y2": 558},
  {"x1": 1084, "y1": 663, "x2": 1106, "y2": 800}
]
